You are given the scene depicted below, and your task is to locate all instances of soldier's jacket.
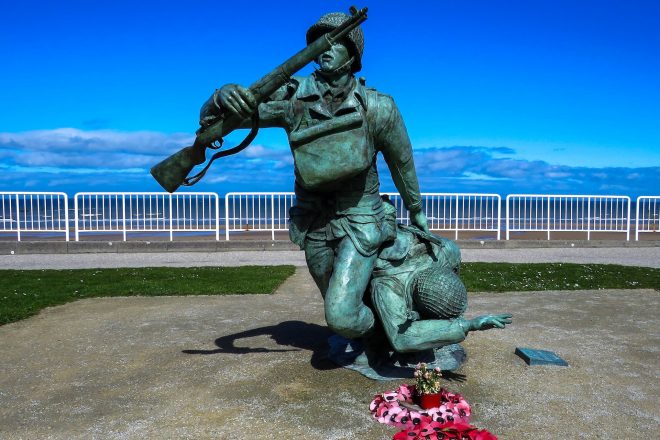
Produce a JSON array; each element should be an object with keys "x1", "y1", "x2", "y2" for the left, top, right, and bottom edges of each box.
[
  {"x1": 226, "y1": 73, "x2": 423, "y2": 255},
  {"x1": 256, "y1": 73, "x2": 421, "y2": 201}
]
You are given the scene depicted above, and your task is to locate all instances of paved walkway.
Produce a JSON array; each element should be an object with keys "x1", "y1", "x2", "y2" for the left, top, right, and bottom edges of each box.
[
  {"x1": 1, "y1": 245, "x2": 659, "y2": 269},
  {"x1": 0, "y1": 269, "x2": 657, "y2": 439}
]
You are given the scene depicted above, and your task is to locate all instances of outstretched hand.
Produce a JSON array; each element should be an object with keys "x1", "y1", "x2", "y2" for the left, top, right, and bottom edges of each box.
[{"x1": 469, "y1": 314, "x2": 512, "y2": 331}]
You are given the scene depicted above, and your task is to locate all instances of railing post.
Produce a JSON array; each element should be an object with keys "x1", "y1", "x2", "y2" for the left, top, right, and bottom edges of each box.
[
  {"x1": 547, "y1": 197, "x2": 551, "y2": 240},
  {"x1": 635, "y1": 196, "x2": 640, "y2": 241},
  {"x1": 225, "y1": 195, "x2": 230, "y2": 241},
  {"x1": 496, "y1": 196, "x2": 501, "y2": 240},
  {"x1": 271, "y1": 194, "x2": 275, "y2": 241},
  {"x1": 625, "y1": 197, "x2": 630, "y2": 241},
  {"x1": 587, "y1": 197, "x2": 591, "y2": 241},
  {"x1": 74, "y1": 194, "x2": 79, "y2": 241},
  {"x1": 215, "y1": 193, "x2": 220, "y2": 241},
  {"x1": 454, "y1": 196, "x2": 459, "y2": 240},
  {"x1": 122, "y1": 194, "x2": 127, "y2": 241},
  {"x1": 505, "y1": 195, "x2": 510, "y2": 240},
  {"x1": 63, "y1": 195, "x2": 70, "y2": 242},
  {"x1": 169, "y1": 194, "x2": 173, "y2": 241},
  {"x1": 15, "y1": 194, "x2": 20, "y2": 242}
]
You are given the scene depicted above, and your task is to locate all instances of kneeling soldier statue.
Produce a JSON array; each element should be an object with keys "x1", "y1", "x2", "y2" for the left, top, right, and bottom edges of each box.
[{"x1": 151, "y1": 8, "x2": 511, "y2": 379}]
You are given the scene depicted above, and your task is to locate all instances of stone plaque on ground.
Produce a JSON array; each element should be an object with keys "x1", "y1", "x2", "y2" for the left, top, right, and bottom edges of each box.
[{"x1": 515, "y1": 347, "x2": 568, "y2": 366}]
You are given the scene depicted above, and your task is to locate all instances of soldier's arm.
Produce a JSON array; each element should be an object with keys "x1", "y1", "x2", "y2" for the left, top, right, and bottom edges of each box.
[
  {"x1": 199, "y1": 79, "x2": 300, "y2": 130},
  {"x1": 373, "y1": 94, "x2": 428, "y2": 230}
]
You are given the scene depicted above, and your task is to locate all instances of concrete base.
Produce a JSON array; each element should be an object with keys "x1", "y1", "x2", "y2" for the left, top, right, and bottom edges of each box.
[
  {"x1": 327, "y1": 335, "x2": 466, "y2": 380},
  {"x1": 0, "y1": 238, "x2": 657, "y2": 256},
  {"x1": 0, "y1": 239, "x2": 300, "y2": 255}
]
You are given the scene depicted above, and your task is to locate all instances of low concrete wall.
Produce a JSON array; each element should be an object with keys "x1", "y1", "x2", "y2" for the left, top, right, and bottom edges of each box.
[{"x1": 0, "y1": 239, "x2": 657, "y2": 255}]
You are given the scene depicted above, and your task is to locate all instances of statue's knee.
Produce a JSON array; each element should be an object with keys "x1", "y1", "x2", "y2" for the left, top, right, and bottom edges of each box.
[
  {"x1": 325, "y1": 307, "x2": 369, "y2": 339},
  {"x1": 327, "y1": 319, "x2": 362, "y2": 339},
  {"x1": 325, "y1": 310, "x2": 361, "y2": 338}
]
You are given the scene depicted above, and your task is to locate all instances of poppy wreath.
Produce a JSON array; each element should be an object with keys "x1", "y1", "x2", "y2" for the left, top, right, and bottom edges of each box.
[
  {"x1": 370, "y1": 384, "x2": 497, "y2": 440},
  {"x1": 369, "y1": 384, "x2": 471, "y2": 430},
  {"x1": 392, "y1": 420, "x2": 498, "y2": 440}
]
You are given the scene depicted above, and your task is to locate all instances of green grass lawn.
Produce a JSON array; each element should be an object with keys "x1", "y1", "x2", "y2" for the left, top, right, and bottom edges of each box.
[
  {"x1": 461, "y1": 263, "x2": 659, "y2": 292},
  {"x1": 0, "y1": 263, "x2": 658, "y2": 326},
  {"x1": 0, "y1": 266, "x2": 296, "y2": 325}
]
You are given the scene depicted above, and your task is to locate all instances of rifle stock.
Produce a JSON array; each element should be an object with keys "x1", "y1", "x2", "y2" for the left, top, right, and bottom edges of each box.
[{"x1": 150, "y1": 145, "x2": 206, "y2": 194}]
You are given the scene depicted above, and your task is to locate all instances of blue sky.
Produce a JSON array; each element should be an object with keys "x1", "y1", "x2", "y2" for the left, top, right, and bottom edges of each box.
[{"x1": 1, "y1": 0, "x2": 658, "y2": 197}]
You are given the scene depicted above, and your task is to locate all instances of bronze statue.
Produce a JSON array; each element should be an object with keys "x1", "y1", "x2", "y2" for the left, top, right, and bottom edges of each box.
[
  {"x1": 151, "y1": 7, "x2": 511, "y2": 379},
  {"x1": 194, "y1": 11, "x2": 429, "y2": 348}
]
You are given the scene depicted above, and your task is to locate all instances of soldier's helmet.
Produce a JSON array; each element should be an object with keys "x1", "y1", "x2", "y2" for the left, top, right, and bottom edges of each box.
[
  {"x1": 306, "y1": 12, "x2": 365, "y2": 73},
  {"x1": 437, "y1": 239, "x2": 461, "y2": 273},
  {"x1": 412, "y1": 265, "x2": 468, "y2": 320}
]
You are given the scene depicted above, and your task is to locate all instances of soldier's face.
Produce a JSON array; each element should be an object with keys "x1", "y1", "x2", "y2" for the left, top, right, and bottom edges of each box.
[{"x1": 317, "y1": 41, "x2": 351, "y2": 72}]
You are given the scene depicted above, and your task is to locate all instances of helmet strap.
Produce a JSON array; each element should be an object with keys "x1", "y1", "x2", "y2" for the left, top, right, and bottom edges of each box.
[{"x1": 315, "y1": 56, "x2": 355, "y2": 79}]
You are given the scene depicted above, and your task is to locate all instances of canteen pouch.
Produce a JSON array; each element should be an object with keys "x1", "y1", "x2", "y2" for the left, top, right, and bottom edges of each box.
[{"x1": 289, "y1": 111, "x2": 373, "y2": 190}]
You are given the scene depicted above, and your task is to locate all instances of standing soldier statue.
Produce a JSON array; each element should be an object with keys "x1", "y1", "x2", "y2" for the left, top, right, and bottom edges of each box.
[{"x1": 151, "y1": 7, "x2": 511, "y2": 378}]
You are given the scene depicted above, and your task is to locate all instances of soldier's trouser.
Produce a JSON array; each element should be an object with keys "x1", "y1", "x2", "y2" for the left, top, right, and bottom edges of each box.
[{"x1": 304, "y1": 235, "x2": 376, "y2": 339}]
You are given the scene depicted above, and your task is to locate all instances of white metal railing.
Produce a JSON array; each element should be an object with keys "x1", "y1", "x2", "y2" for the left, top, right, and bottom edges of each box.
[
  {"x1": 74, "y1": 192, "x2": 220, "y2": 241},
  {"x1": 1, "y1": 191, "x2": 657, "y2": 242},
  {"x1": 225, "y1": 192, "x2": 296, "y2": 240},
  {"x1": 635, "y1": 196, "x2": 660, "y2": 240},
  {"x1": 506, "y1": 194, "x2": 631, "y2": 240},
  {"x1": 0, "y1": 192, "x2": 69, "y2": 241},
  {"x1": 226, "y1": 192, "x2": 501, "y2": 240},
  {"x1": 385, "y1": 193, "x2": 501, "y2": 239}
]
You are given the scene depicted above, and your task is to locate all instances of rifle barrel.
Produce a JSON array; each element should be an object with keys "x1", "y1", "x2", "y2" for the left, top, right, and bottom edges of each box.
[{"x1": 249, "y1": 7, "x2": 368, "y2": 102}]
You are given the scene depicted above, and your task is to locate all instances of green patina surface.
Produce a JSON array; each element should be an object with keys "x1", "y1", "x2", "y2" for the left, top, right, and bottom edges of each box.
[
  {"x1": 153, "y1": 8, "x2": 444, "y2": 376},
  {"x1": 146, "y1": 7, "x2": 596, "y2": 378}
]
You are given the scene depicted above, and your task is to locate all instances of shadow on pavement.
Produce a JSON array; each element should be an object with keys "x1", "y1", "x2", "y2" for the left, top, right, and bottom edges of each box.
[{"x1": 182, "y1": 320, "x2": 339, "y2": 370}]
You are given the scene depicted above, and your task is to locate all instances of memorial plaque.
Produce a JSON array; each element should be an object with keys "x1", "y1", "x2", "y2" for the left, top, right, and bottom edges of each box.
[{"x1": 515, "y1": 347, "x2": 568, "y2": 366}]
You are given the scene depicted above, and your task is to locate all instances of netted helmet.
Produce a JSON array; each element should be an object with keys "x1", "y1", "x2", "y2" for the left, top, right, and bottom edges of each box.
[
  {"x1": 306, "y1": 12, "x2": 365, "y2": 73},
  {"x1": 413, "y1": 266, "x2": 468, "y2": 320}
]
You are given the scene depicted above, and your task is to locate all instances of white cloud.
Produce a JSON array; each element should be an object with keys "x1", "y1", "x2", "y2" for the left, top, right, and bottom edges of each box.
[
  {"x1": 0, "y1": 128, "x2": 193, "y2": 154},
  {"x1": 205, "y1": 175, "x2": 229, "y2": 184},
  {"x1": 0, "y1": 129, "x2": 657, "y2": 197},
  {"x1": 409, "y1": 146, "x2": 659, "y2": 196}
]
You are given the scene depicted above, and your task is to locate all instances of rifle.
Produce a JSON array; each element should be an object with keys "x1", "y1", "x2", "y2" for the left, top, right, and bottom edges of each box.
[{"x1": 151, "y1": 6, "x2": 368, "y2": 193}]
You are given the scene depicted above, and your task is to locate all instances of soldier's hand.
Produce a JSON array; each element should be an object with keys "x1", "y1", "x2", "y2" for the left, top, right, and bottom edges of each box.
[
  {"x1": 199, "y1": 89, "x2": 223, "y2": 128},
  {"x1": 410, "y1": 210, "x2": 430, "y2": 233},
  {"x1": 218, "y1": 84, "x2": 257, "y2": 119},
  {"x1": 469, "y1": 314, "x2": 512, "y2": 331}
]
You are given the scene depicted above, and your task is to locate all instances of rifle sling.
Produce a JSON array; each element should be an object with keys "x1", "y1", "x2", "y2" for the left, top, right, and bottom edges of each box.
[{"x1": 183, "y1": 111, "x2": 260, "y2": 187}]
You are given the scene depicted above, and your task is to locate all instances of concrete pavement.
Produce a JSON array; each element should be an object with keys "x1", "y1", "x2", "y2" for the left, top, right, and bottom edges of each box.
[
  {"x1": 1, "y1": 245, "x2": 659, "y2": 269},
  {"x1": 0, "y1": 269, "x2": 657, "y2": 439}
]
